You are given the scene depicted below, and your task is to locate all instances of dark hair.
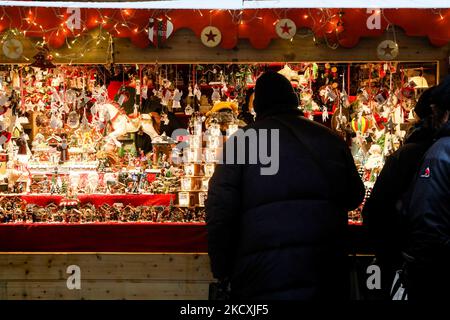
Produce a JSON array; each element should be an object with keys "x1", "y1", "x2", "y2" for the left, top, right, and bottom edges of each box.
[
  {"x1": 431, "y1": 75, "x2": 450, "y2": 111},
  {"x1": 414, "y1": 86, "x2": 436, "y2": 119}
]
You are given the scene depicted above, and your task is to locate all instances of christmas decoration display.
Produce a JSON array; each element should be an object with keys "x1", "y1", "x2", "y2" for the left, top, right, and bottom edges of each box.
[{"x1": 0, "y1": 59, "x2": 438, "y2": 226}]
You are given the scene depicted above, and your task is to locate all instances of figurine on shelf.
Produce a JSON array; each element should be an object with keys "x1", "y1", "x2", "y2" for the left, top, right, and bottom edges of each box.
[
  {"x1": 193, "y1": 84, "x2": 201, "y2": 102},
  {"x1": 211, "y1": 87, "x2": 220, "y2": 104},
  {"x1": 57, "y1": 134, "x2": 69, "y2": 163}
]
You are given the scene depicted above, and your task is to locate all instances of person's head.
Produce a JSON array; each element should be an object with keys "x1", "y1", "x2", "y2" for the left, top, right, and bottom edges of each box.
[
  {"x1": 413, "y1": 86, "x2": 436, "y2": 120},
  {"x1": 430, "y1": 76, "x2": 450, "y2": 130},
  {"x1": 253, "y1": 71, "x2": 298, "y2": 118}
]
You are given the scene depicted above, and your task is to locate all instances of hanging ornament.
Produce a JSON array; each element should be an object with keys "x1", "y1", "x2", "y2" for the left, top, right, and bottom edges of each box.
[
  {"x1": 0, "y1": 131, "x2": 11, "y2": 145},
  {"x1": 201, "y1": 26, "x2": 222, "y2": 47},
  {"x1": 377, "y1": 40, "x2": 399, "y2": 60},
  {"x1": 148, "y1": 17, "x2": 174, "y2": 47},
  {"x1": 184, "y1": 105, "x2": 194, "y2": 115},
  {"x1": 30, "y1": 44, "x2": 56, "y2": 69},
  {"x1": 67, "y1": 110, "x2": 80, "y2": 129},
  {"x1": 351, "y1": 116, "x2": 370, "y2": 134},
  {"x1": 275, "y1": 18, "x2": 297, "y2": 40},
  {"x1": 2, "y1": 39, "x2": 23, "y2": 59}
]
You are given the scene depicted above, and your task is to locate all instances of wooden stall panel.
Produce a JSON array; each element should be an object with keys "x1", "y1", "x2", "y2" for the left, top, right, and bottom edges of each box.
[{"x1": 0, "y1": 253, "x2": 214, "y2": 300}]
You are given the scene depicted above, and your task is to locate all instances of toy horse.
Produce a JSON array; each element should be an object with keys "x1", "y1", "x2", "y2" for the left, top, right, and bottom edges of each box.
[{"x1": 92, "y1": 102, "x2": 159, "y2": 147}]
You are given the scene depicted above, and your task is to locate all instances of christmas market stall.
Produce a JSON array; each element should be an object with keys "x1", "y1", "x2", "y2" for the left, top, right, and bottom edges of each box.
[{"x1": 0, "y1": 4, "x2": 449, "y2": 299}]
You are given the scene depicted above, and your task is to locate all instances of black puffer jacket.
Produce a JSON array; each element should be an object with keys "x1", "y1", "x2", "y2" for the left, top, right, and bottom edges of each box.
[
  {"x1": 361, "y1": 122, "x2": 435, "y2": 297},
  {"x1": 404, "y1": 122, "x2": 450, "y2": 261},
  {"x1": 206, "y1": 110, "x2": 365, "y2": 300}
]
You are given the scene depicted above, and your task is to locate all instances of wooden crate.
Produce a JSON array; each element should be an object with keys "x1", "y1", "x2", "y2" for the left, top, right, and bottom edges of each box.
[{"x1": 0, "y1": 253, "x2": 214, "y2": 300}]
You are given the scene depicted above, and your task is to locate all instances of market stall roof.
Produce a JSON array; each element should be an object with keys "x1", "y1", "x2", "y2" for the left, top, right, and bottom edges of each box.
[
  {"x1": 0, "y1": 0, "x2": 449, "y2": 9},
  {"x1": 0, "y1": 5, "x2": 448, "y2": 50}
]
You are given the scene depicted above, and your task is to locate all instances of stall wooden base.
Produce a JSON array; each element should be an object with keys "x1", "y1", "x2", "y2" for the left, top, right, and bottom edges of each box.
[{"x1": 0, "y1": 253, "x2": 213, "y2": 300}]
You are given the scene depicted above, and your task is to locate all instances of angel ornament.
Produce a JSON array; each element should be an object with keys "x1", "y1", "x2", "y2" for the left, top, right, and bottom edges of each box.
[
  {"x1": 161, "y1": 90, "x2": 172, "y2": 107},
  {"x1": 211, "y1": 87, "x2": 220, "y2": 104},
  {"x1": 172, "y1": 88, "x2": 183, "y2": 109},
  {"x1": 50, "y1": 111, "x2": 63, "y2": 129},
  {"x1": 193, "y1": 84, "x2": 201, "y2": 102}
]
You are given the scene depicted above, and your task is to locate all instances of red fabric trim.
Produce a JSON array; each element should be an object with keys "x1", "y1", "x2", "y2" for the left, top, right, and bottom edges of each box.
[
  {"x1": 20, "y1": 194, "x2": 175, "y2": 207},
  {"x1": 0, "y1": 222, "x2": 207, "y2": 252}
]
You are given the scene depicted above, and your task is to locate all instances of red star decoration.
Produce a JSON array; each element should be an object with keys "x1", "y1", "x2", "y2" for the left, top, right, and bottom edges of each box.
[
  {"x1": 205, "y1": 30, "x2": 217, "y2": 42},
  {"x1": 280, "y1": 22, "x2": 292, "y2": 34}
]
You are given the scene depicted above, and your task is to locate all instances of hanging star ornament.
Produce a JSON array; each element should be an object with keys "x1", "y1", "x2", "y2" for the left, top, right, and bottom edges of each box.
[
  {"x1": 205, "y1": 30, "x2": 217, "y2": 42},
  {"x1": 201, "y1": 26, "x2": 222, "y2": 47},
  {"x1": 2, "y1": 39, "x2": 23, "y2": 59},
  {"x1": 275, "y1": 18, "x2": 297, "y2": 40},
  {"x1": 377, "y1": 40, "x2": 399, "y2": 60}
]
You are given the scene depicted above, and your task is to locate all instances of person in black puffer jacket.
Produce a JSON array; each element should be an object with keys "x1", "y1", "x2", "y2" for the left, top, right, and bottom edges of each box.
[
  {"x1": 206, "y1": 71, "x2": 365, "y2": 300},
  {"x1": 362, "y1": 86, "x2": 438, "y2": 299},
  {"x1": 401, "y1": 76, "x2": 450, "y2": 301}
]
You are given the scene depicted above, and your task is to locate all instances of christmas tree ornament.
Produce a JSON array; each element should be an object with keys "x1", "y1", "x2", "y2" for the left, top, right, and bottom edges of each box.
[
  {"x1": 275, "y1": 19, "x2": 297, "y2": 40},
  {"x1": 377, "y1": 40, "x2": 399, "y2": 60},
  {"x1": 201, "y1": 26, "x2": 222, "y2": 47},
  {"x1": 148, "y1": 17, "x2": 174, "y2": 47}
]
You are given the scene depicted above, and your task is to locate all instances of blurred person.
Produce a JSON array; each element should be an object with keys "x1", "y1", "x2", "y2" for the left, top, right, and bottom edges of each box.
[
  {"x1": 206, "y1": 71, "x2": 365, "y2": 300},
  {"x1": 362, "y1": 86, "x2": 439, "y2": 299},
  {"x1": 401, "y1": 76, "x2": 450, "y2": 301}
]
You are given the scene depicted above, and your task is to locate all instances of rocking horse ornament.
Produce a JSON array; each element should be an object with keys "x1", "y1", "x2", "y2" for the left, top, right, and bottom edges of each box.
[{"x1": 90, "y1": 87, "x2": 159, "y2": 148}]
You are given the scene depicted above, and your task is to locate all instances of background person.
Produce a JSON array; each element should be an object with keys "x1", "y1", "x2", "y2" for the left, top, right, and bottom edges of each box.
[{"x1": 362, "y1": 86, "x2": 439, "y2": 299}]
